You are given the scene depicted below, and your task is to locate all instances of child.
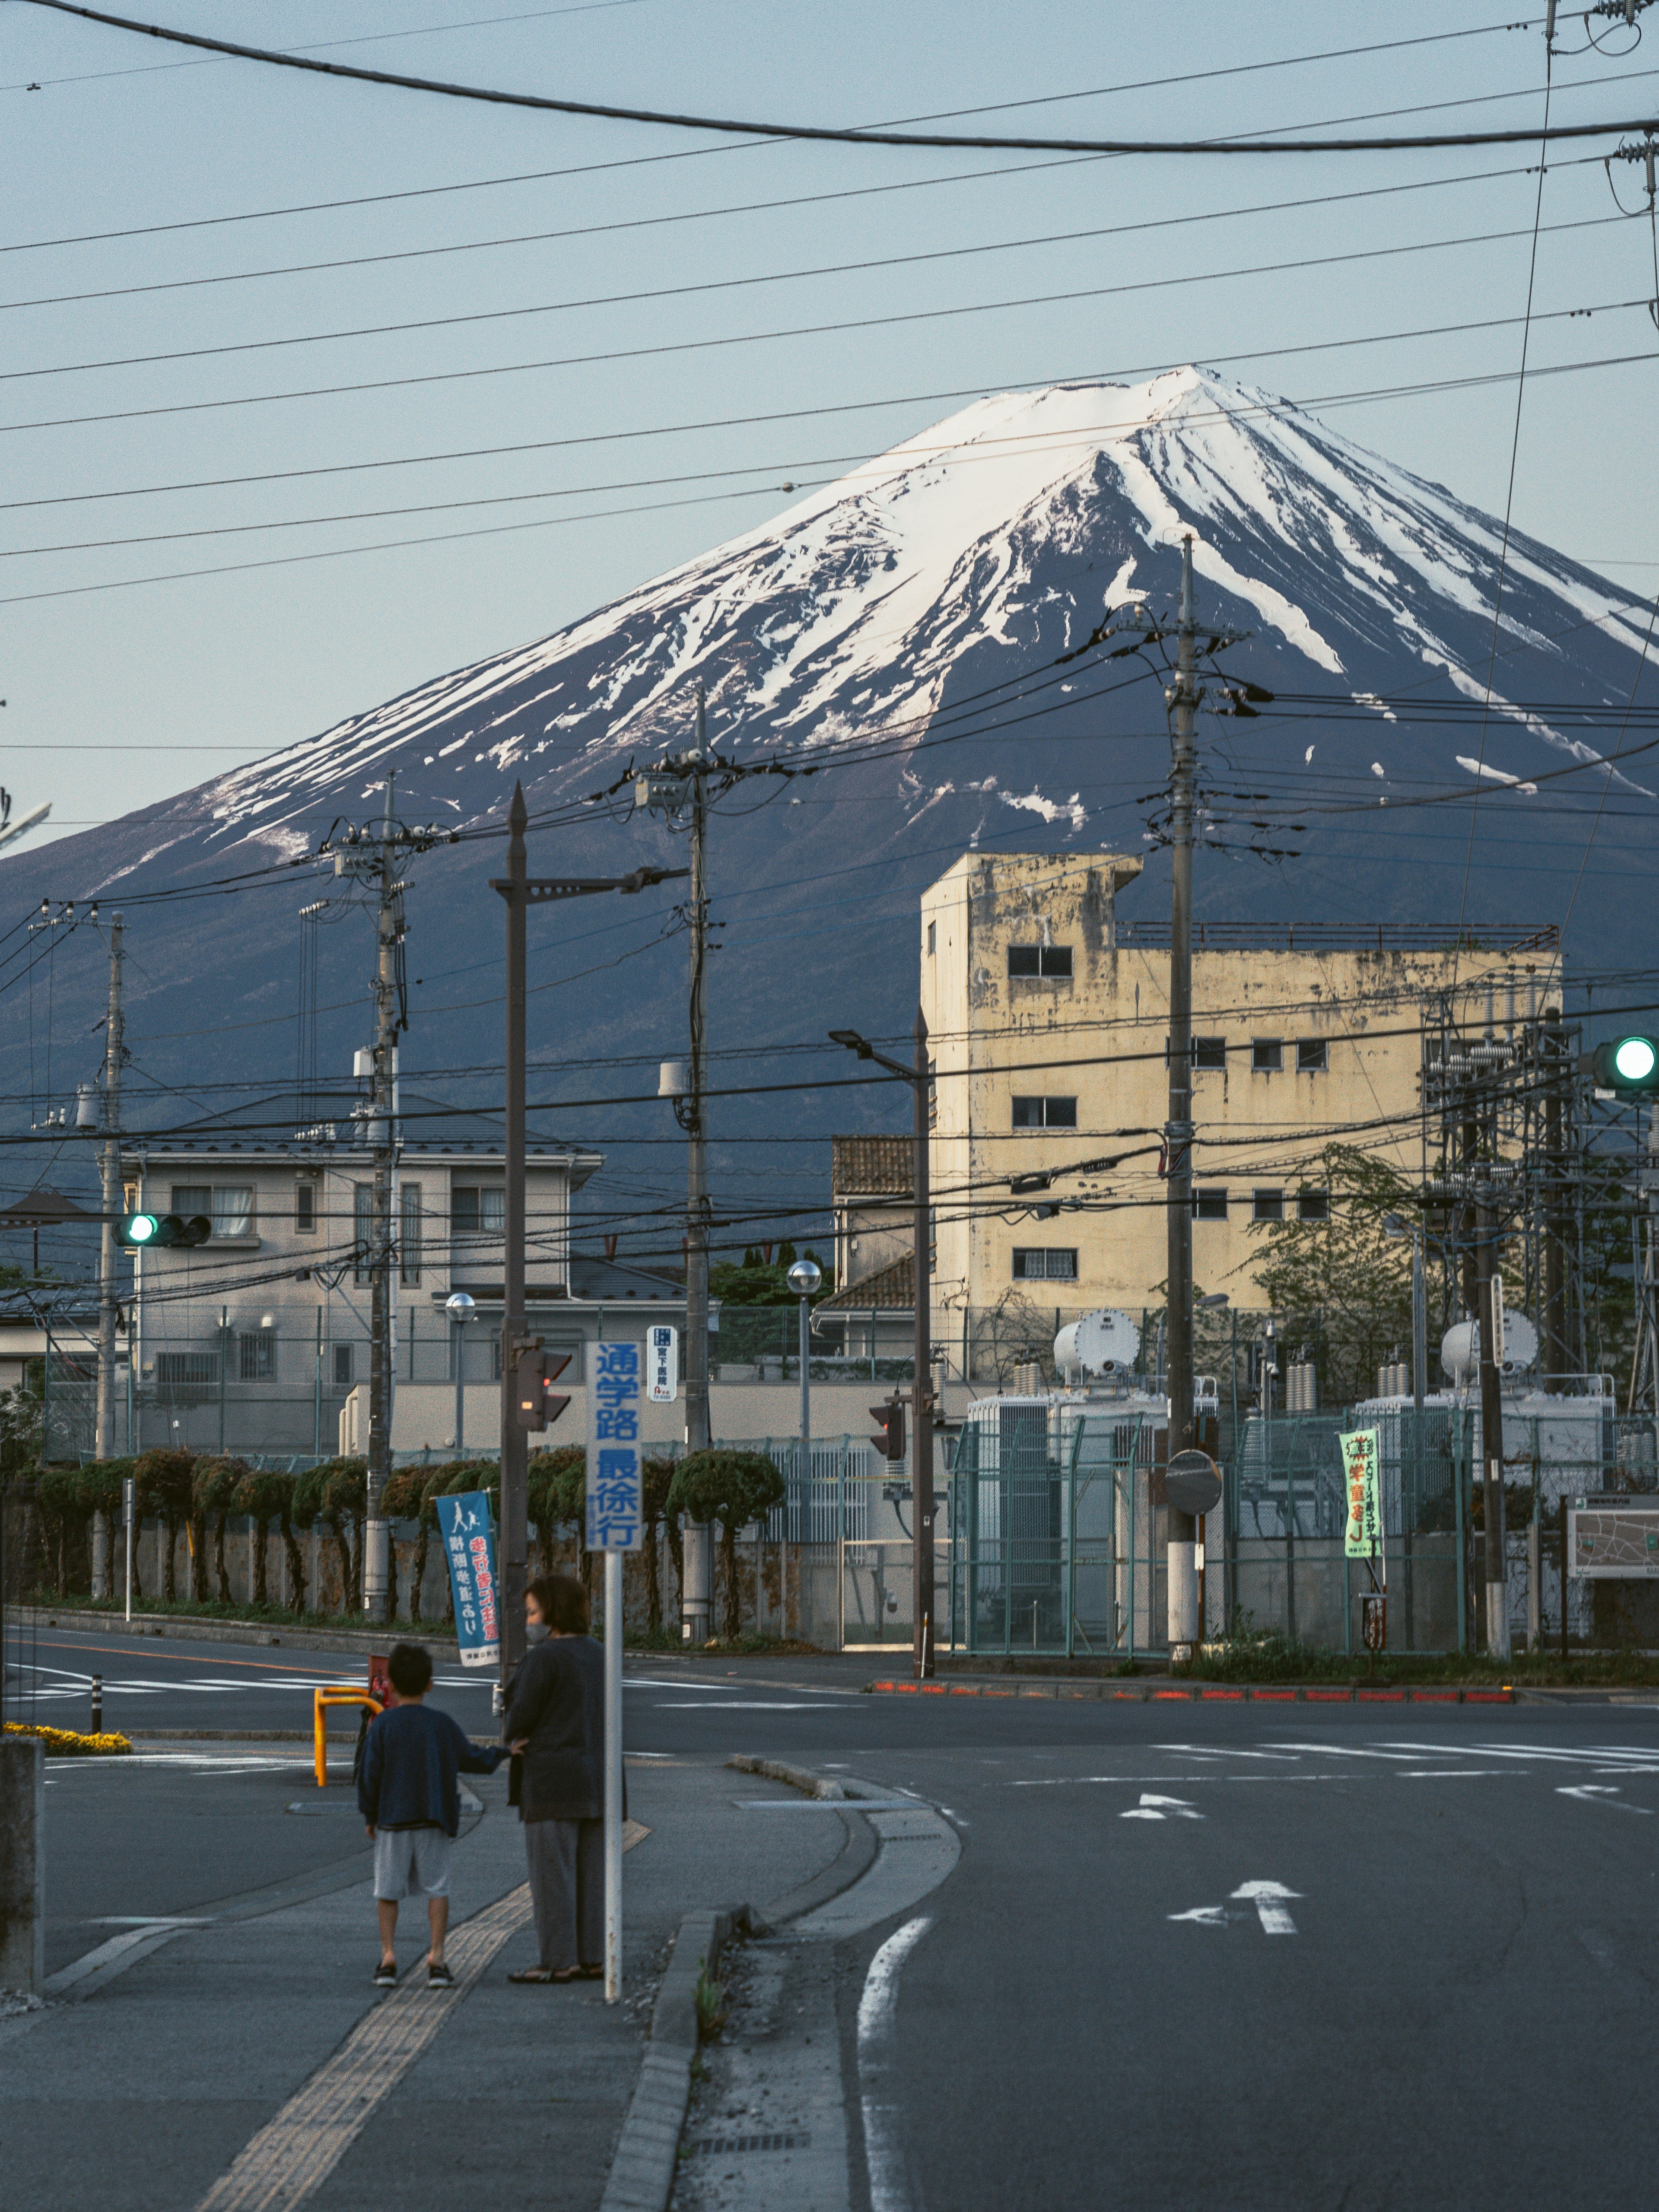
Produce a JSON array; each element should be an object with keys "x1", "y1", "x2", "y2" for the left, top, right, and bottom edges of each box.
[{"x1": 357, "y1": 1641, "x2": 506, "y2": 1986}]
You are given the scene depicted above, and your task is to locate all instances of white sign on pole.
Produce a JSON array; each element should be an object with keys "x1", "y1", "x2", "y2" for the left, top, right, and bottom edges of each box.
[
  {"x1": 587, "y1": 1340, "x2": 644, "y2": 1553},
  {"x1": 646, "y1": 1323, "x2": 679, "y2": 1404}
]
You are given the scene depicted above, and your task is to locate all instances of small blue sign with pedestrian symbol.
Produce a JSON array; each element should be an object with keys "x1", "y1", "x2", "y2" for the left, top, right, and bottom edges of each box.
[
  {"x1": 437, "y1": 1491, "x2": 501, "y2": 1668},
  {"x1": 588, "y1": 1340, "x2": 643, "y2": 1553}
]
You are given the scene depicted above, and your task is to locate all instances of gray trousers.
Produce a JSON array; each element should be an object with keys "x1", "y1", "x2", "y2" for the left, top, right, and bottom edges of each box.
[{"x1": 524, "y1": 1817, "x2": 604, "y2": 1971}]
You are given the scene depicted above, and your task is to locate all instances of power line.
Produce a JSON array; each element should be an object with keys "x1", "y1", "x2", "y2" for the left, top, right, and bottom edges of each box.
[{"x1": 16, "y1": 1, "x2": 1658, "y2": 158}]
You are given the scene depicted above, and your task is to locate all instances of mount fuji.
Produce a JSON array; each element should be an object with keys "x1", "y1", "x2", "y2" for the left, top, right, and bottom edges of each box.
[{"x1": 3, "y1": 365, "x2": 1653, "y2": 1216}]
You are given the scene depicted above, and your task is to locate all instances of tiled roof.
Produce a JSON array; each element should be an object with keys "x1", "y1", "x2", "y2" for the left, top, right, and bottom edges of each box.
[
  {"x1": 831, "y1": 1135, "x2": 913, "y2": 1199},
  {"x1": 819, "y1": 1251, "x2": 914, "y2": 1310}
]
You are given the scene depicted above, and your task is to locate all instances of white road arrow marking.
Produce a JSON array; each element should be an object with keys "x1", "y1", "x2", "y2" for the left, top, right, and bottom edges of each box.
[
  {"x1": 1230, "y1": 1881, "x2": 1301, "y2": 1934},
  {"x1": 1167, "y1": 1905, "x2": 1229, "y2": 1926},
  {"x1": 1122, "y1": 1793, "x2": 1204, "y2": 1821},
  {"x1": 1557, "y1": 1784, "x2": 1654, "y2": 1813}
]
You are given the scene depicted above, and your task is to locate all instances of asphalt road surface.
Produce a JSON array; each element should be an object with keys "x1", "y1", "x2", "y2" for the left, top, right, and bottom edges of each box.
[{"x1": 17, "y1": 1630, "x2": 1658, "y2": 2205}]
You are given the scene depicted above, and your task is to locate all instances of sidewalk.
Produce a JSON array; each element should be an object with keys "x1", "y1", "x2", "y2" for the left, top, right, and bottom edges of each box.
[{"x1": 1, "y1": 1752, "x2": 854, "y2": 2212}]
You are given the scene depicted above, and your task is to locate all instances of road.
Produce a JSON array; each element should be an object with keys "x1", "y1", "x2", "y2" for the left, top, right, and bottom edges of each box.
[{"x1": 15, "y1": 1625, "x2": 1659, "y2": 2205}]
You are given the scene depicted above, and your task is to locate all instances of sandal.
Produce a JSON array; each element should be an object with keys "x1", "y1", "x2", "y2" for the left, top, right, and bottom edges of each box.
[
  {"x1": 578, "y1": 1964, "x2": 604, "y2": 1980},
  {"x1": 549, "y1": 1966, "x2": 584, "y2": 1983},
  {"x1": 508, "y1": 1967, "x2": 558, "y2": 1984}
]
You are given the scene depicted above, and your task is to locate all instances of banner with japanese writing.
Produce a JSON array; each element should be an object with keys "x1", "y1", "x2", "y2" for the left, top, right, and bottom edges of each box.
[
  {"x1": 588, "y1": 1339, "x2": 644, "y2": 1553},
  {"x1": 647, "y1": 1323, "x2": 678, "y2": 1405},
  {"x1": 1339, "y1": 1428, "x2": 1382, "y2": 1560},
  {"x1": 436, "y1": 1490, "x2": 501, "y2": 1668}
]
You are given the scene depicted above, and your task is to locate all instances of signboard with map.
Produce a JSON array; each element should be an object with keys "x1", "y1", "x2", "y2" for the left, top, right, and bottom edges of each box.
[{"x1": 1567, "y1": 1497, "x2": 1659, "y2": 1580}]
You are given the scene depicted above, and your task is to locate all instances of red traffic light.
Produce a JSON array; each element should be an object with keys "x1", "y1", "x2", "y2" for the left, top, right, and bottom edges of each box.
[
  {"x1": 515, "y1": 1348, "x2": 572, "y2": 1432},
  {"x1": 869, "y1": 1397, "x2": 906, "y2": 1462}
]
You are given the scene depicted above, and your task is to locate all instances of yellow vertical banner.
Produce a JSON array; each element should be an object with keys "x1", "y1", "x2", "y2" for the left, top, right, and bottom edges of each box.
[{"x1": 1340, "y1": 1427, "x2": 1382, "y2": 1560}]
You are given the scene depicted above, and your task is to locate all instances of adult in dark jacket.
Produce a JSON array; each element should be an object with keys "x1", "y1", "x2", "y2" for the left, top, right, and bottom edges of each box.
[{"x1": 503, "y1": 1569, "x2": 608, "y2": 1983}]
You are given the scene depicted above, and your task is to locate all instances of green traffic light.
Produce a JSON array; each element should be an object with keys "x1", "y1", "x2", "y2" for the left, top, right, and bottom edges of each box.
[
  {"x1": 120, "y1": 1212, "x2": 161, "y2": 1246},
  {"x1": 1614, "y1": 1035, "x2": 1658, "y2": 1084}
]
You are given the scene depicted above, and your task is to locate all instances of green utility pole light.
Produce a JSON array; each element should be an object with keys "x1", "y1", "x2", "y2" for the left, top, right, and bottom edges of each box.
[{"x1": 1590, "y1": 1035, "x2": 1659, "y2": 1092}]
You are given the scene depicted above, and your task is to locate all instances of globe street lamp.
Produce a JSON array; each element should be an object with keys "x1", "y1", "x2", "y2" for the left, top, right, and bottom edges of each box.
[
  {"x1": 446, "y1": 1291, "x2": 476, "y2": 1454},
  {"x1": 786, "y1": 1254, "x2": 822, "y2": 1497}
]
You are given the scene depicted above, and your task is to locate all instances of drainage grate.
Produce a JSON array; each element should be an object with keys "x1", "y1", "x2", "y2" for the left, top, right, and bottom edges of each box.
[{"x1": 684, "y1": 2133, "x2": 810, "y2": 2157}]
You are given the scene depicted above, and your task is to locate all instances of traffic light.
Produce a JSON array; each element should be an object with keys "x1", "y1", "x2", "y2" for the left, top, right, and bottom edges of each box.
[
  {"x1": 870, "y1": 1396, "x2": 906, "y2": 1462},
  {"x1": 117, "y1": 1211, "x2": 211, "y2": 1249},
  {"x1": 1591, "y1": 1035, "x2": 1659, "y2": 1092},
  {"x1": 515, "y1": 1348, "x2": 572, "y2": 1431}
]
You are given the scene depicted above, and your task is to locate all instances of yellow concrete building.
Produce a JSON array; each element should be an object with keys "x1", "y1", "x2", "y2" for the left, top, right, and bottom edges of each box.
[{"x1": 918, "y1": 852, "x2": 1560, "y2": 1371}]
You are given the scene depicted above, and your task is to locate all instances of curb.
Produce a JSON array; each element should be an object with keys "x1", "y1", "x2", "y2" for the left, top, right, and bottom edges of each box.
[
  {"x1": 865, "y1": 1676, "x2": 1520, "y2": 1704},
  {"x1": 17, "y1": 1606, "x2": 463, "y2": 1661},
  {"x1": 599, "y1": 1904, "x2": 756, "y2": 2212}
]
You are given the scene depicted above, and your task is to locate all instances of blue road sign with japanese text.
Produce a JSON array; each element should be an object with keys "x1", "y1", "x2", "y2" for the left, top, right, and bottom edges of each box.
[
  {"x1": 588, "y1": 1340, "x2": 644, "y2": 1552},
  {"x1": 436, "y1": 1491, "x2": 501, "y2": 1668}
]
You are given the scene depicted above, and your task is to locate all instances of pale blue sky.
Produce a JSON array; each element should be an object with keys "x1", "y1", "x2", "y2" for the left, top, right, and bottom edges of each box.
[{"x1": 3, "y1": 0, "x2": 1656, "y2": 849}]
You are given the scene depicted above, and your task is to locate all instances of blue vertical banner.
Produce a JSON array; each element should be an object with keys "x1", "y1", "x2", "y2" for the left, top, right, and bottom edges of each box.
[
  {"x1": 588, "y1": 1340, "x2": 644, "y2": 1552},
  {"x1": 437, "y1": 1491, "x2": 501, "y2": 1669}
]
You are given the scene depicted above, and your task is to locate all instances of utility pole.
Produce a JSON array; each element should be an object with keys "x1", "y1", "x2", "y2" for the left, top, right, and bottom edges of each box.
[
  {"x1": 684, "y1": 694, "x2": 712, "y2": 1639},
  {"x1": 1474, "y1": 1204, "x2": 1510, "y2": 1659},
  {"x1": 93, "y1": 912, "x2": 124, "y2": 1599},
  {"x1": 1164, "y1": 534, "x2": 1200, "y2": 1658},
  {"x1": 1542, "y1": 1004, "x2": 1571, "y2": 1387},
  {"x1": 911, "y1": 1006, "x2": 935, "y2": 1677},
  {"x1": 363, "y1": 776, "x2": 402, "y2": 1620}
]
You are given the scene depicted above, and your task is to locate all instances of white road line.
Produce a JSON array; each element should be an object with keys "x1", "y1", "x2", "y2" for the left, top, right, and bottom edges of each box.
[
  {"x1": 1154, "y1": 1743, "x2": 1302, "y2": 1760},
  {"x1": 1262, "y1": 1742, "x2": 1427, "y2": 1761},
  {"x1": 1122, "y1": 1794, "x2": 1203, "y2": 1821},
  {"x1": 1233, "y1": 1881, "x2": 1300, "y2": 1935},
  {"x1": 857, "y1": 1916, "x2": 932, "y2": 2212},
  {"x1": 1557, "y1": 1784, "x2": 1654, "y2": 1812},
  {"x1": 652, "y1": 1700, "x2": 850, "y2": 1709}
]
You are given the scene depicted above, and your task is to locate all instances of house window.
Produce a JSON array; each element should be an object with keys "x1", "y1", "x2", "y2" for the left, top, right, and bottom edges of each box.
[
  {"x1": 1253, "y1": 1189, "x2": 1285, "y2": 1222},
  {"x1": 1297, "y1": 1189, "x2": 1329, "y2": 1222},
  {"x1": 333, "y1": 1343, "x2": 354, "y2": 1390},
  {"x1": 171, "y1": 1184, "x2": 254, "y2": 1237},
  {"x1": 238, "y1": 1330, "x2": 274, "y2": 1382},
  {"x1": 154, "y1": 1351, "x2": 217, "y2": 1402},
  {"x1": 295, "y1": 1182, "x2": 317, "y2": 1234},
  {"x1": 1193, "y1": 1189, "x2": 1229, "y2": 1221},
  {"x1": 400, "y1": 1182, "x2": 422, "y2": 1287},
  {"x1": 1252, "y1": 1039, "x2": 1283, "y2": 1073},
  {"x1": 1012, "y1": 1248, "x2": 1078, "y2": 1281},
  {"x1": 927, "y1": 920, "x2": 936, "y2": 956},
  {"x1": 1193, "y1": 1037, "x2": 1227, "y2": 1071},
  {"x1": 354, "y1": 1183, "x2": 373, "y2": 1284},
  {"x1": 1012, "y1": 1096, "x2": 1078, "y2": 1129},
  {"x1": 1007, "y1": 945, "x2": 1072, "y2": 978},
  {"x1": 1297, "y1": 1039, "x2": 1328, "y2": 1073},
  {"x1": 453, "y1": 1185, "x2": 506, "y2": 1234}
]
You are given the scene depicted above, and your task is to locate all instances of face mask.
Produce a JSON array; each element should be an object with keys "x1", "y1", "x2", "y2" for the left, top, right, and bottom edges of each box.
[{"x1": 524, "y1": 1621, "x2": 550, "y2": 1645}]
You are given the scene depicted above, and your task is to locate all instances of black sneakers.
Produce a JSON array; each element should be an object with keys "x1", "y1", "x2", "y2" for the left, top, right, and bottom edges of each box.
[{"x1": 374, "y1": 1959, "x2": 398, "y2": 1986}]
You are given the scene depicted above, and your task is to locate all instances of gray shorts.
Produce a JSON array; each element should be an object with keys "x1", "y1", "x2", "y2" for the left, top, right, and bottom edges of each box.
[{"x1": 373, "y1": 1825, "x2": 454, "y2": 1901}]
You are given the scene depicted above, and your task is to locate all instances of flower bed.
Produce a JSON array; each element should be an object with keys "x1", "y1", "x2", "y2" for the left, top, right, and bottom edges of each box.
[{"x1": 3, "y1": 1720, "x2": 133, "y2": 1757}]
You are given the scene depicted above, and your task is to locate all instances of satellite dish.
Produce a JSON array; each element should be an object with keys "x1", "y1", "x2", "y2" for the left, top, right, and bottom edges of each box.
[{"x1": 1054, "y1": 1308, "x2": 1141, "y2": 1381}]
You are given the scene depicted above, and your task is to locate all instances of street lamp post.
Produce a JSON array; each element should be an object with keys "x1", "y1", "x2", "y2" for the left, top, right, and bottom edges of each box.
[
  {"x1": 786, "y1": 1258, "x2": 821, "y2": 1632},
  {"x1": 446, "y1": 1291, "x2": 476, "y2": 1454},
  {"x1": 829, "y1": 1013, "x2": 936, "y2": 1678}
]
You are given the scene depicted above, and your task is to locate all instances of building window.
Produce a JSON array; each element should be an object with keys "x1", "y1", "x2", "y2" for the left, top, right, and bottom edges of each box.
[
  {"x1": 453, "y1": 1185, "x2": 506, "y2": 1234},
  {"x1": 1193, "y1": 1189, "x2": 1229, "y2": 1221},
  {"x1": 927, "y1": 920, "x2": 936, "y2": 956},
  {"x1": 1012, "y1": 1095, "x2": 1078, "y2": 1129},
  {"x1": 1007, "y1": 945, "x2": 1072, "y2": 978},
  {"x1": 333, "y1": 1343, "x2": 354, "y2": 1390},
  {"x1": 1252, "y1": 1039, "x2": 1283, "y2": 1073},
  {"x1": 400, "y1": 1182, "x2": 422, "y2": 1287},
  {"x1": 1253, "y1": 1189, "x2": 1285, "y2": 1222},
  {"x1": 154, "y1": 1351, "x2": 217, "y2": 1402},
  {"x1": 1297, "y1": 1189, "x2": 1329, "y2": 1222},
  {"x1": 1297, "y1": 1039, "x2": 1328, "y2": 1073},
  {"x1": 354, "y1": 1184, "x2": 373, "y2": 1285},
  {"x1": 238, "y1": 1330, "x2": 274, "y2": 1382},
  {"x1": 1193, "y1": 1037, "x2": 1227, "y2": 1071},
  {"x1": 296, "y1": 1182, "x2": 316, "y2": 1234},
  {"x1": 1012, "y1": 1248, "x2": 1078, "y2": 1281},
  {"x1": 171, "y1": 1184, "x2": 254, "y2": 1237}
]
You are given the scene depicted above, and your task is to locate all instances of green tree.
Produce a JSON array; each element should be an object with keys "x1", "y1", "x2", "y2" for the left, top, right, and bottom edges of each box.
[
  {"x1": 192, "y1": 1457, "x2": 247, "y2": 1606},
  {"x1": 233, "y1": 1466, "x2": 299, "y2": 1610},
  {"x1": 709, "y1": 1246, "x2": 833, "y2": 1307},
  {"x1": 1249, "y1": 1144, "x2": 1414, "y2": 1408},
  {"x1": 642, "y1": 1456, "x2": 678, "y2": 1630},
  {"x1": 666, "y1": 1449, "x2": 785, "y2": 1640},
  {"x1": 136, "y1": 1448, "x2": 197, "y2": 1603}
]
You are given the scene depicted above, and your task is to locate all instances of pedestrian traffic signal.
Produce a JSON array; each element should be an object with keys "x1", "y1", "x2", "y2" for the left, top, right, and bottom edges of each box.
[
  {"x1": 1591, "y1": 1035, "x2": 1659, "y2": 1092},
  {"x1": 515, "y1": 1348, "x2": 572, "y2": 1431},
  {"x1": 117, "y1": 1211, "x2": 212, "y2": 1248},
  {"x1": 870, "y1": 1397, "x2": 906, "y2": 1462}
]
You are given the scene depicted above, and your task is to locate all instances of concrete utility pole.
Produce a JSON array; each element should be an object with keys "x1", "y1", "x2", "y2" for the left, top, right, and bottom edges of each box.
[
  {"x1": 93, "y1": 912, "x2": 124, "y2": 1598},
  {"x1": 1542, "y1": 1004, "x2": 1571, "y2": 1388},
  {"x1": 1164, "y1": 534, "x2": 1200, "y2": 1657},
  {"x1": 1474, "y1": 1206, "x2": 1511, "y2": 1659},
  {"x1": 683, "y1": 696, "x2": 712, "y2": 1640},
  {"x1": 363, "y1": 776, "x2": 402, "y2": 1620},
  {"x1": 911, "y1": 1006, "x2": 935, "y2": 1677}
]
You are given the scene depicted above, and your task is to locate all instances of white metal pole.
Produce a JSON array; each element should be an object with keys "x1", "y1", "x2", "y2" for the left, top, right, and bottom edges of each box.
[
  {"x1": 124, "y1": 1476, "x2": 133, "y2": 1625},
  {"x1": 604, "y1": 1547, "x2": 623, "y2": 2003}
]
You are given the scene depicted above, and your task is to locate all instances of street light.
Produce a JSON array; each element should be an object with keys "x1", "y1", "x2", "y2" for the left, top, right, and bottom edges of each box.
[
  {"x1": 446, "y1": 1290, "x2": 476, "y2": 1454},
  {"x1": 785, "y1": 1259, "x2": 821, "y2": 1553},
  {"x1": 828, "y1": 1013, "x2": 935, "y2": 1678}
]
